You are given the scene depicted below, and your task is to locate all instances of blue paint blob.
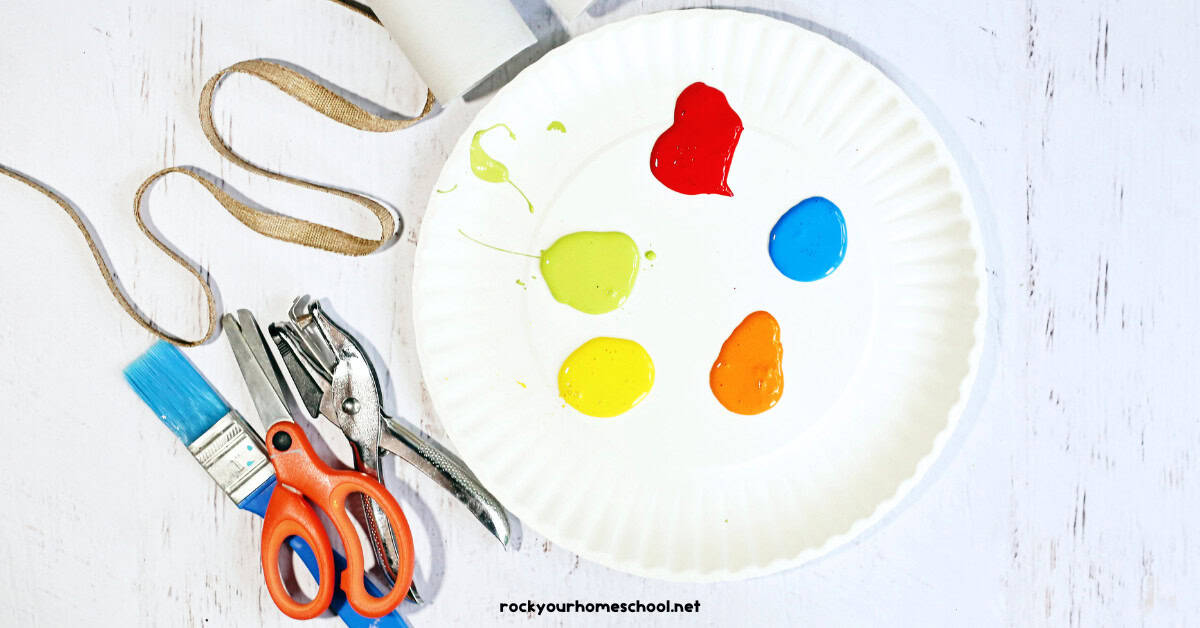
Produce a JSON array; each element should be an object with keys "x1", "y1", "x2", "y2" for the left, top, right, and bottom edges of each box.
[{"x1": 768, "y1": 196, "x2": 847, "y2": 281}]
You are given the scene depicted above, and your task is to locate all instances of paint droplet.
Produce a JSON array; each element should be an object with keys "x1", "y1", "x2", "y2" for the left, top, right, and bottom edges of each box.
[
  {"x1": 558, "y1": 337, "x2": 654, "y2": 417},
  {"x1": 650, "y1": 82, "x2": 743, "y2": 196},
  {"x1": 516, "y1": 381, "x2": 527, "y2": 389},
  {"x1": 710, "y1": 311, "x2": 784, "y2": 415},
  {"x1": 546, "y1": 120, "x2": 566, "y2": 133},
  {"x1": 769, "y1": 196, "x2": 847, "y2": 281},
  {"x1": 541, "y1": 232, "x2": 639, "y2": 314},
  {"x1": 436, "y1": 184, "x2": 458, "y2": 194},
  {"x1": 515, "y1": 279, "x2": 526, "y2": 287},
  {"x1": 644, "y1": 250, "x2": 656, "y2": 261},
  {"x1": 470, "y1": 123, "x2": 533, "y2": 212}
]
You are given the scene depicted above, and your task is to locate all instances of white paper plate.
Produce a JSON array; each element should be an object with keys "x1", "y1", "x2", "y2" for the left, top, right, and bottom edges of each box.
[{"x1": 413, "y1": 9, "x2": 986, "y2": 581}]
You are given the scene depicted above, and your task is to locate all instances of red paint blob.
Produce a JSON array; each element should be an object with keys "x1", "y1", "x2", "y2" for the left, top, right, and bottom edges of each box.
[{"x1": 649, "y1": 82, "x2": 744, "y2": 196}]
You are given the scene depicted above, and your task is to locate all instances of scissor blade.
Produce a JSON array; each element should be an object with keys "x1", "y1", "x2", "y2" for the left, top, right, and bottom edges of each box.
[
  {"x1": 223, "y1": 312, "x2": 293, "y2": 431},
  {"x1": 238, "y1": 310, "x2": 286, "y2": 404}
]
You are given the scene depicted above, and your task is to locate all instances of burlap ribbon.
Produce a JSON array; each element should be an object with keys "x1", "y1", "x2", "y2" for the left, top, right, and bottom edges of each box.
[{"x1": 0, "y1": 1, "x2": 433, "y2": 346}]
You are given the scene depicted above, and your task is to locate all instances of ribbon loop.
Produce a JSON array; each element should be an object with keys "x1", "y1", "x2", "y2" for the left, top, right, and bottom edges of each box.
[
  {"x1": 1, "y1": 164, "x2": 214, "y2": 346},
  {"x1": 2, "y1": 51, "x2": 434, "y2": 345}
]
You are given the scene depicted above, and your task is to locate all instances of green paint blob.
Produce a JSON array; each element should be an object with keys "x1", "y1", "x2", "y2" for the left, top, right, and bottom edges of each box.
[
  {"x1": 470, "y1": 123, "x2": 533, "y2": 212},
  {"x1": 540, "y1": 232, "x2": 639, "y2": 315},
  {"x1": 436, "y1": 184, "x2": 458, "y2": 194},
  {"x1": 644, "y1": 250, "x2": 656, "y2": 261},
  {"x1": 457, "y1": 229, "x2": 640, "y2": 315},
  {"x1": 546, "y1": 120, "x2": 566, "y2": 133}
]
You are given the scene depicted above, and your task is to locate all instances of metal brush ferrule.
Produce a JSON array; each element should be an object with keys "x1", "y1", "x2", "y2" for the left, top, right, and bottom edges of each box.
[{"x1": 188, "y1": 410, "x2": 274, "y2": 505}]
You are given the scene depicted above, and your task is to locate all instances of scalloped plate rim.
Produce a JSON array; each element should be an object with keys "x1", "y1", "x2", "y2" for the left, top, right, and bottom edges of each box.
[{"x1": 412, "y1": 8, "x2": 989, "y2": 581}]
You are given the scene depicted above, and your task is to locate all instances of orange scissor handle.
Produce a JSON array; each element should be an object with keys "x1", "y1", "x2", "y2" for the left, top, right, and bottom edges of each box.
[
  {"x1": 263, "y1": 422, "x2": 415, "y2": 619},
  {"x1": 260, "y1": 484, "x2": 336, "y2": 619}
]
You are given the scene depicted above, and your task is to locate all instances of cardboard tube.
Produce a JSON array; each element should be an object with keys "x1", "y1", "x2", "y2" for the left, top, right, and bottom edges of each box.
[{"x1": 364, "y1": 0, "x2": 537, "y2": 100}]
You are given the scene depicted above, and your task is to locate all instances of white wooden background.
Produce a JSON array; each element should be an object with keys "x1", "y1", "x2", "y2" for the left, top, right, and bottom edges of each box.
[{"x1": 1, "y1": 0, "x2": 1195, "y2": 625}]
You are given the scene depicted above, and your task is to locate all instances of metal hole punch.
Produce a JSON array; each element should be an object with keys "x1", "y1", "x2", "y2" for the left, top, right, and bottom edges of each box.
[
  {"x1": 267, "y1": 296, "x2": 512, "y2": 596},
  {"x1": 223, "y1": 310, "x2": 416, "y2": 617}
]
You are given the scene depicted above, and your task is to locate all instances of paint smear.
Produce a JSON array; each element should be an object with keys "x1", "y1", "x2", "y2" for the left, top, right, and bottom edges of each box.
[
  {"x1": 769, "y1": 196, "x2": 847, "y2": 282},
  {"x1": 436, "y1": 184, "x2": 458, "y2": 194},
  {"x1": 650, "y1": 82, "x2": 743, "y2": 196},
  {"x1": 558, "y1": 337, "x2": 654, "y2": 417},
  {"x1": 710, "y1": 311, "x2": 783, "y2": 415},
  {"x1": 457, "y1": 229, "x2": 540, "y2": 259},
  {"x1": 470, "y1": 123, "x2": 533, "y2": 212},
  {"x1": 540, "y1": 231, "x2": 639, "y2": 314},
  {"x1": 547, "y1": 121, "x2": 566, "y2": 133}
]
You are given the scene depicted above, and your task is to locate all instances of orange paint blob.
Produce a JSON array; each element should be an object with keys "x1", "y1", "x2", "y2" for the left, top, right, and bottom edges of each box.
[{"x1": 709, "y1": 311, "x2": 784, "y2": 415}]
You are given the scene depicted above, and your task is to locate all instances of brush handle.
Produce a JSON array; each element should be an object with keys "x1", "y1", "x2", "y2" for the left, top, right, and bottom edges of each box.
[{"x1": 240, "y1": 478, "x2": 407, "y2": 628}]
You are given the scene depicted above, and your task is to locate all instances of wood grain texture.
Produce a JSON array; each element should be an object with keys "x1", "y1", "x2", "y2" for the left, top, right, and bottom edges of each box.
[{"x1": 1, "y1": 0, "x2": 1196, "y2": 625}]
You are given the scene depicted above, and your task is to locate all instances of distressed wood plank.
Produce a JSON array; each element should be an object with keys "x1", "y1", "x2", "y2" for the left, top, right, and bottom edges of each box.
[{"x1": 0, "y1": 0, "x2": 1196, "y2": 625}]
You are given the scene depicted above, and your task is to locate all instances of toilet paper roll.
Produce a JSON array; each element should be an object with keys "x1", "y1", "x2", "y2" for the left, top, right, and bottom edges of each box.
[
  {"x1": 364, "y1": 0, "x2": 537, "y2": 101},
  {"x1": 547, "y1": 0, "x2": 593, "y2": 19}
]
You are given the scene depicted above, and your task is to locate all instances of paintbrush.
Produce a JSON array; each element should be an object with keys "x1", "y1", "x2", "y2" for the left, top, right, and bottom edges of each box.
[{"x1": 124, "y1": 341, "x2": 406, "y2": 627}]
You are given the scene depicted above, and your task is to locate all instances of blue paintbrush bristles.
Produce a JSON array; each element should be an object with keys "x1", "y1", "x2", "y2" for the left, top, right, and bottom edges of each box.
[{"x1": 124, "y1": 341, "x2": 230, "y2": 445}]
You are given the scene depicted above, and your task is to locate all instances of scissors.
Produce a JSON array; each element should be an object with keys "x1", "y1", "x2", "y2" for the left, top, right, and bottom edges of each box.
[
  {"x1": 224, "y1": 310, "x2": 415, "y2": 620},
  {"x1": 268, "y1": 296, "x2": 511, "y2": 585}
]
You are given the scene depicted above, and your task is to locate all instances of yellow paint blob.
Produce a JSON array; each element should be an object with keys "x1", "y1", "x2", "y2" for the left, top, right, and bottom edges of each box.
[
  {"x1": 546, "y1": 120, "x2": 566, "y2": 133},
  {"x1": 558, "y1": 337, "x2": 654, "y2": 418}
]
